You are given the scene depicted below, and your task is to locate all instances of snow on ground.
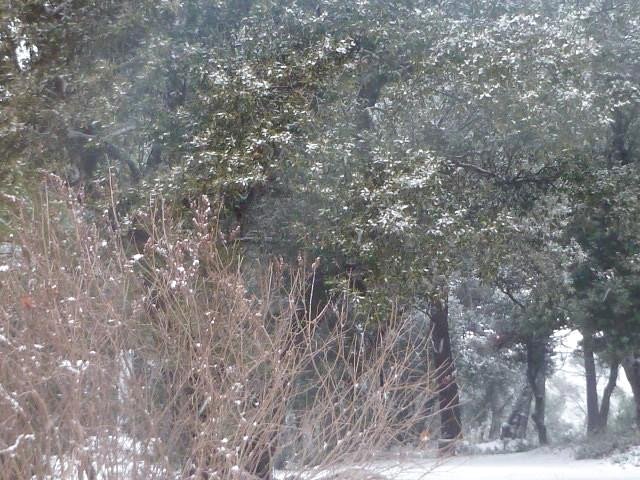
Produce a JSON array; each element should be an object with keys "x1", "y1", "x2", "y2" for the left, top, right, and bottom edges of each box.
[
  {"x1": 611, "y1": 445, "x2": 640, "y2": 467},
  {"x1": 36, "y1": 444, "x2": 640, "y2": 479},
  {"x1": 378, "y1": 448, "x2": 640, "y2": 480},
  {"x1": 41, "y1": 434, "x2": 168, "y2": 480},
  {"x1": 279, "y1": 448, "x2": 640, "y2": 480}
]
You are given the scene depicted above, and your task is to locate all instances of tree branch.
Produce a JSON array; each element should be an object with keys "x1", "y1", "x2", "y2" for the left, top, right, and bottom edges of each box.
[
  {"x1": 67, "y1": 128, "x2": 141, "y2": 181},
  {"x1": 451, "y1": 156, "x2": 559, "y2": 188},
  {"x1": 498, "y1": 286, "x2": 527, "y2": 311},
  {"x1": 450, "y1": 157, "x2": 505, "y2": 180},
  {"x1": 44, "y1": 0, "x2": 73, "y2": 17}
]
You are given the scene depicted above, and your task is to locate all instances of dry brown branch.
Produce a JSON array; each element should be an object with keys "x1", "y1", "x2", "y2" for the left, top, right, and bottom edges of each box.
[{"x1": 0, "y1": 179, "x2": 439, "y2": 479}]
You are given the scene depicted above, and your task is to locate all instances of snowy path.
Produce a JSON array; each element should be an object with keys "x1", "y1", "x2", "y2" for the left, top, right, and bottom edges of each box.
[{"x1": 374, "y1": 449, "x2": 639, "y2": 480}]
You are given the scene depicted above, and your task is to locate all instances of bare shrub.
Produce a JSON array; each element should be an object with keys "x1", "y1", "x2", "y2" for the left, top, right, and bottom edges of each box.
[
  {"x1": 0, "y1": 176, "x2": 159, "y2": 478},
  {"x1": 0, "y1": 177, "x2": 437, "y2": 479}
]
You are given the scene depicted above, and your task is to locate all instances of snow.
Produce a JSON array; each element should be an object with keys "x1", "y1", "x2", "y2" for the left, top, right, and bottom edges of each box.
[
  {"x1": 42, "y1": 434, "x2": 168, "y2": 479},
  {"x1": 0, "y1": 433, "x2": 35, "y2": 456},
  {"x1": 0, "y1": 383, "x2": 24, "y2": 414},
  {"x1": 278, "y1": 448, "x2": 640, "y2": 480},
  {"x1": 611, "y1": 446, "x2": 640, "y2": 467},
  {"x1": 377, "y1": 449, "x2": 640, "y2": 480},
  {"x1": 459, "y1": 438, "x2": 531, "y2": 455},
  {"x1": 22, "y1": 442, "x2": 640, "y2": 479}
]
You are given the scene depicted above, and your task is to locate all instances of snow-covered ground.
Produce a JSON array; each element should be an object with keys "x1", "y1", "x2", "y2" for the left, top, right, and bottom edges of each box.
[
  {"x1": 280, "y1": 448, "x2": 640, "y2": 480},
  {"x1": 381, "y1": 448, "x2": 640, "y2": 480},
  {"x1": 36, "y1": 443, "x2": 640, "y2": 479}
]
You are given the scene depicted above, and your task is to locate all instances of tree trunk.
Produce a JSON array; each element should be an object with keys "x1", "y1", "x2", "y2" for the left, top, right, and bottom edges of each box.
[
  {"x1": 582, "y1": 330, "x2": 620, "y2": 436},
  {"x1": 622, "y1": 354, "x2": 640, "y2": 430},
  {"x1": 583, "y1": 331, "x2": 601, "y2": 436},
  {"x1": 598, "y1": 360, "x2": 619, "y2": 431},
  {"x1": 501, "y1": 380, "x2": 532, "y2": 440},
  {"x1": 430, "y1": 294, "x2": 462, "y2": 447},
  {"x1": 527, "y1": 336, "x2": 548, "y2": 445}
]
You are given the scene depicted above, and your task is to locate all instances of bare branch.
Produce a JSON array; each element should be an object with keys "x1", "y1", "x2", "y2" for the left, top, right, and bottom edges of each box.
[{"x1": 498, "y1": 286, "x2": 527, "y2": 311}]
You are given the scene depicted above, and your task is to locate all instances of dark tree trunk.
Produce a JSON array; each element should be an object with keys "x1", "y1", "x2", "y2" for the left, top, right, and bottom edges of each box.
[
  {"x1": 599, "y1": 360, "x2": 619, "y2": 431},
  {"x1": 430, "y1": 294, "x2": 462, "y2": 447},
  {"x1": 501, "y1": 381, "x2": 533, "y2": 440},
  {"x1": 622, "y1": 354, "x2": 640, "y2": 430},
  {"x1": 583, "y1": 331, "x2": 601, "y2": 436},
  {"x1": 496, "y1": 289, "x2": 548, "y2": 444},
  {"x1": 527, "y1": 336, "x2": 548, "y2": 445},
  {"x1": 247, "y1": 438, "x2": 275, "y2": 480},
  {"x1": 581, "y1": 330, "x2": 620, "y2": 436},
  {"x1": 611, "y1": 109, "x2": 631, "y2": 165}
]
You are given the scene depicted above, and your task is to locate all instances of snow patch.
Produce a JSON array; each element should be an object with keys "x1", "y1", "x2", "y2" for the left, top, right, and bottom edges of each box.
[{"x1": 611, "y1": 445, "x2": 640, "y2": 468}]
